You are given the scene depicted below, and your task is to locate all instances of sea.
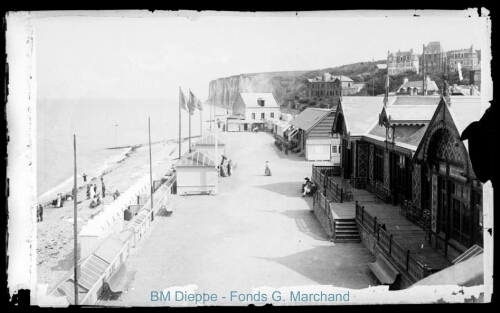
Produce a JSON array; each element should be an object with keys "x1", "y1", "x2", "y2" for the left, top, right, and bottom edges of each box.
[{"x1": 37, "y1": 97, "x2": 214, "y2": 203}]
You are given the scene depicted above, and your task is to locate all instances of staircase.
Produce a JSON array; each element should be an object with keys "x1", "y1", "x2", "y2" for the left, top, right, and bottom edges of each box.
[{"x1": 333, "y1": 219, "x2": 361, "y2": 243}]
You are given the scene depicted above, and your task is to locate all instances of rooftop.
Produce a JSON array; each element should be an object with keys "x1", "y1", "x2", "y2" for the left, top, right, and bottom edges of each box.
[
  {"x1": 175, "y1": 149, "x2": 217, "y2": 167},
  {"x1": 239, "y1": 93, "x2": 279, "y2": 108},
  {"x1": 337, "y1": 96, "x2": 391, "y2": 136},
  {"x1": 290, "y1": 108, "x2": 334, "y2": 132},
  {"x1": 425, "y1": 41, "x2": 445, "y2": 54}
]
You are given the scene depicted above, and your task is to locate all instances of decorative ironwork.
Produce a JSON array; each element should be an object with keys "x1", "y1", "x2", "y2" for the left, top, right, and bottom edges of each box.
[
  {"x1": 431, "y1": 174, "x2": 437, "y2": 232},
  {"x1": 412, "y1": 163, "x2": 421, "y2": 209},
  {"x1": 423, "y1": 121, "x2": 466, "y2": 167},
  {"x1": 358, "y1": 144, "x2": 368, "y2": 179}
]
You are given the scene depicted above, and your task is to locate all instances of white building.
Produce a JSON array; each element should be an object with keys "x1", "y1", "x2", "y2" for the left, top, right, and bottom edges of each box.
[{"x1": 228, "y1": 93, "x2": 281, "y2": 132}]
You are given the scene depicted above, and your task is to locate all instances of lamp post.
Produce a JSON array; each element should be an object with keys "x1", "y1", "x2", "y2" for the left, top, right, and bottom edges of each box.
[{"x1": 113, "y1": 124, "x2": 118, "y2": 149}]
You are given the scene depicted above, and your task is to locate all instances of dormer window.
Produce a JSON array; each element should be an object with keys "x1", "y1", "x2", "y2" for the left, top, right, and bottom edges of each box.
[{"x1": 257, "y1": 99, "x2": 265, "y2": 106}]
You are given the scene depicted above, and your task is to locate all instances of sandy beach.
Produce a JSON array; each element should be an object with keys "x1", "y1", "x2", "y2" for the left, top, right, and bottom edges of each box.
[{"x1": 36, "y1": 137, "x2": 194, "y2": 290}]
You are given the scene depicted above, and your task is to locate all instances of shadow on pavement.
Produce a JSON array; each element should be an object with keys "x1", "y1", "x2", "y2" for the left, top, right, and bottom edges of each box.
[
  {"x1": 263, "y1": 209, "x2": 328, "y2": 242},
  {"x1": 255, "y1": 182, "x2": 305, "y2": 198},
  {"x1": 257, "y1": 245, "x2": 378, "y2": 288}
]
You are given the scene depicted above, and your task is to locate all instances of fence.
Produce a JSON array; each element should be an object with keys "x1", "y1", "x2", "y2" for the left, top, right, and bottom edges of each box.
[
  {"x1": 355, "y1": 201, "x2": 431, "y2": 282},
  {"x1": 325, "y1": 177, "x2": 344, "y2": 203},
  {"x1": 312, "y1": 165, "x2": 343, "y2": 203},
  {"x1": 314, "y1": 192, "x2": 335, "y2": 238}
]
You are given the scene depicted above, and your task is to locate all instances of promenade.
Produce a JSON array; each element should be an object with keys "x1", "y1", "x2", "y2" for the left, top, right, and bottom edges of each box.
[{"x1": 116, "y1": 131, "x2": 378, "y2": 306}]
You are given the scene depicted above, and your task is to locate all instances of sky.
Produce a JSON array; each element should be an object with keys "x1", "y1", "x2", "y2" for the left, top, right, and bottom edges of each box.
[{"x1": 32, "y1": 9, "x2": 490, "y2": 102}]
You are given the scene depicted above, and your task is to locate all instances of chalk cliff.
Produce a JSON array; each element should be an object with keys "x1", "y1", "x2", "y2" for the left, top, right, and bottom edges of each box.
[
  {"x1": 207, "y1": 71, "x2": 310, "y2": 110},
  {"x1": 206, "y1": 60, "x2": 386, "y2": 112}
]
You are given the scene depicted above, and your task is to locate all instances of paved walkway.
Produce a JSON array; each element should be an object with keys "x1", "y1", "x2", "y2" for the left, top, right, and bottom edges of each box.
[{"x1": 114, "y1": 132, "x2": 378, "y2": 306}]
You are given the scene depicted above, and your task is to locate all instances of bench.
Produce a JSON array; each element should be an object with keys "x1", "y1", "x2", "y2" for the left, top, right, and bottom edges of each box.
[{"x1": 367, "y1": 253, "x2": 400, "y2": 285}]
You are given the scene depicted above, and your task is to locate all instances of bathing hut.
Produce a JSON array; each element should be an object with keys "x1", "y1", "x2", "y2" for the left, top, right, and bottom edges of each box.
[{"x1": 175, "y1": 149, "x2": 219, "y2": 195}]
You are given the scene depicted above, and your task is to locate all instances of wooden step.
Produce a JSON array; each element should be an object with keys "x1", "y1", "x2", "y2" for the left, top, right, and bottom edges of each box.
[{"x1": 336, "y1": 229, "x2": 359, "y2": 233}]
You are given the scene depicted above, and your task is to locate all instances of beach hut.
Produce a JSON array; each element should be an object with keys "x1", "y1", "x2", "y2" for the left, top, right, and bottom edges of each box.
[
  {"x1": 175, "y1": 149, "x2": 218, "y2": 195},
  {"x1": 192, "y1": 132, "x2": 227, "y2": 156}
]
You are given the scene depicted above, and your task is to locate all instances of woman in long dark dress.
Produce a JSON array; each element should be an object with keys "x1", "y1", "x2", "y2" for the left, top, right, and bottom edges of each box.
[{"x1": 264, "y1": 161, "x2": 272, "y2": 176}]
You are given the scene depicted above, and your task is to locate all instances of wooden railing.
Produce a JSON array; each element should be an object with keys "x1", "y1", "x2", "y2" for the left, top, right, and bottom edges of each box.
[
  {"x1": 315, "y1": 192, "x2": 335, "y2": 238},
  {"x1": 355, "y1": 201, "x2": 431, "y2": 282},
  {"x1": 325, "y1": 176, "x2": 344, "y2": 203}
]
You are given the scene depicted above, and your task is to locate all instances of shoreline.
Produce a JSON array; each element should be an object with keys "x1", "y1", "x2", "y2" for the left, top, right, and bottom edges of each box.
[
  {"x1": 37, "y1": 134, "x2": 202, "y2": 208},
  {"x1": 37, "y1": 135, "x2": 185, "y2": 289}
]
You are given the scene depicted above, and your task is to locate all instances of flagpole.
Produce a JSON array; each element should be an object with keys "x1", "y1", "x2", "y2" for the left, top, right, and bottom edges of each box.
[
  {"x1": 422, "y1": 44, "x2": 426, "y2": 96},
  {"x1": 179, "y1": 87, "x2": 182, "y2": 160},
  {"x1": 189, "y1": 111, "x2": 192, "y2": 154},
  {"x1": 215, "y1": 107, "x2": 219, "y2": 188},
  {"x1": 149, "y1": 117, "x2": 153, "y2": 215},
  {"x1": 73, "y1": 134, "x2": 78, "y2": 305}
]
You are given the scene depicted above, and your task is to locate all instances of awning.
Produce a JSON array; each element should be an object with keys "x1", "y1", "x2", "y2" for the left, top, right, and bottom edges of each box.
[{"x1": 288, "y1": 126, "x2": 299, "y2": 139}]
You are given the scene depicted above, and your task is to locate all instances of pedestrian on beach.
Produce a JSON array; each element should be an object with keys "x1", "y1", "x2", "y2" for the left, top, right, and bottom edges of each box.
[
  {"x1": 227, "y1": 160, "x2": 232, "y2": 176},
  {"x1": 264, "y1": 161, "x2": 272, "y2": 176},
  {"x1": 56, "y1": 193, "x2": 63, "y2": 207},
  {"x1": 102, "y1": 181, "x2": 106, "y2": 198},
  {"x1": 113, "y1": 190, "x2": 120, "y2": 200},
  {"x1": 89, "y1": 184, "x2": 95, "y2": 199},
  {"x1": 83, "y1": 173, "x2": 87, "y2": 183},
  {"x1": 37, "y1": 204, "x2": 43, "y2": 222}
]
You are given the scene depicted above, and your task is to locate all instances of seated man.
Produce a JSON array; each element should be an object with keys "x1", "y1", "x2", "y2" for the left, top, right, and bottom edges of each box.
[{"x1": 302, "y1": 178, "x2": 314, "y2": 197}]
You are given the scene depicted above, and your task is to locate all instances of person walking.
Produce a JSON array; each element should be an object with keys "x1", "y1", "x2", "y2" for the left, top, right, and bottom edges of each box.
[
  {"x1": 56, "y1": 193, "x2": 62, "y2": 208},
  {"x1": 83, "y1": 173, "x2": 87, "y2": 183},
  {"x1": 227, "y1": 160, "x2": 232, "y2": 176},
  {"x1": 89, "y1": 184, "x2": 95, "y2": 199},
  {"x1": 264, "y1": 161, "x2": 272, "y2": 176},
  {"x1": 37, "y1": 204, "x2": 43, "y2": 222},
  {"x1": 101, "y1": 180, "x2": 106, "y2": 198}
]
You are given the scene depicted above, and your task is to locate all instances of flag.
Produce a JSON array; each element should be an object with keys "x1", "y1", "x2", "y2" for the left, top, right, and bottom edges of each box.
[
  {"x1": 190, "y1": 90, "x2": 203, "y2": 111},
  {"x1": 457, "y1": 62, "x2": 463, "y2": 81},
  {"x1": 383, "y1": 74, "x2": 389, "y2": 106},
  {"x1": 187, "y1": 90, "x2": 197, "y2": 115},
  {"x1": 179, "y1": 88, "x2": 188, "y2": 112}
]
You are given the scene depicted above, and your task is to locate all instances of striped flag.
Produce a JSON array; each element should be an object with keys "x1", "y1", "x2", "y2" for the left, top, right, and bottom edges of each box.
[
  {"x1": 190, "y1": 90, "x2": 203, "y2": 111},
  {"x1": 179, "y1": 88, "x2": 189, "y2": 112},
  {"x1": 457, "y1": 62, "x2": 463, "y2": 81},
  {"x1": 187, "y1": 90, "x2": 197, "y2": 115}
]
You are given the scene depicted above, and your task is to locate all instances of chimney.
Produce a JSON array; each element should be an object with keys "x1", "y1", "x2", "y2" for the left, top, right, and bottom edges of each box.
[{"x1": 403, "y1": 77, "x2": 409, "y2": 84}]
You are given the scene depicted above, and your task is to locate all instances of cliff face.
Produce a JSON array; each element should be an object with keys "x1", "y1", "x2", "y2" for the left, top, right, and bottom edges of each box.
[
  {"x1": 207, "y1": 60, "x2": 386, "y2": 112},
  {"x1": 207, "y1": 71, "x2": 308, "y2": 110}
]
